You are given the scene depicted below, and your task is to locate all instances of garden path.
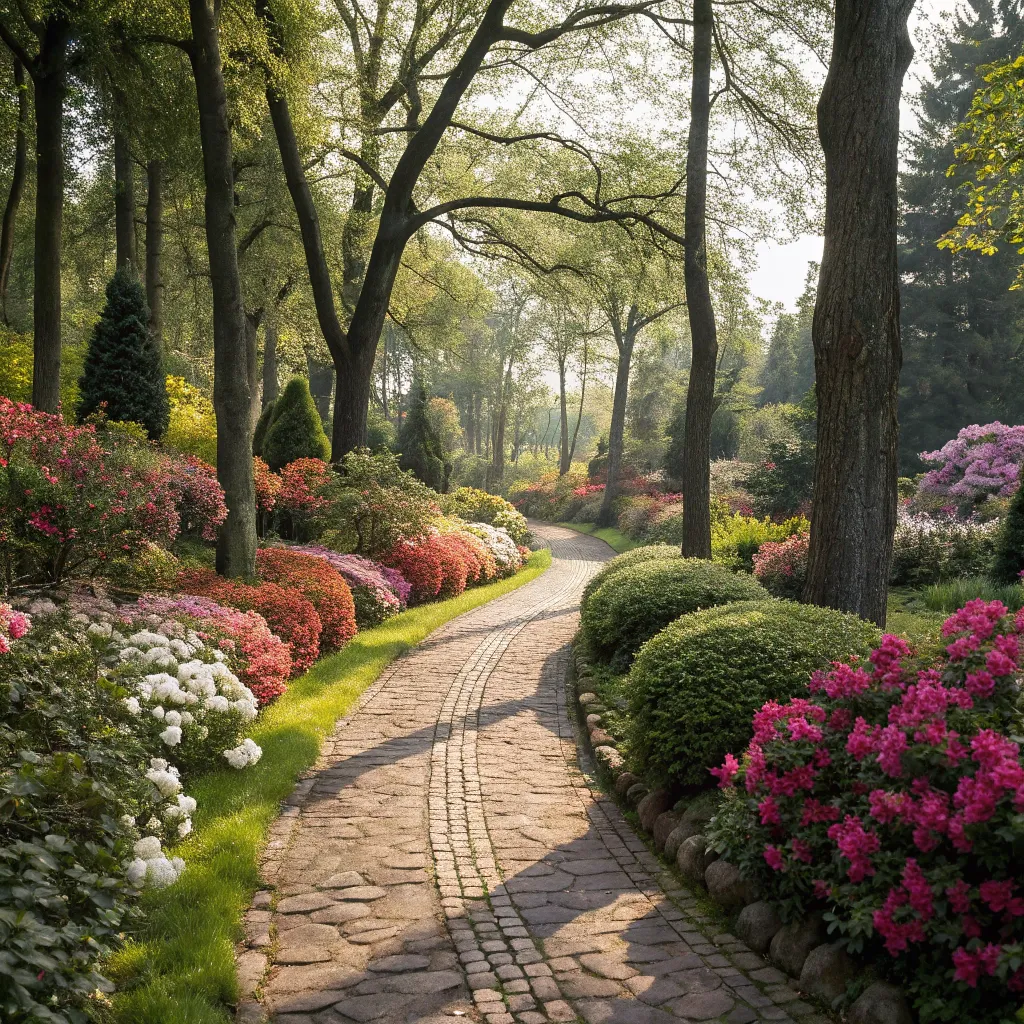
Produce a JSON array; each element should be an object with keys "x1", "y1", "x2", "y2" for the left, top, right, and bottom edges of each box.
[{"x1": 238, "y1": 523, "x2": 827, "y2": 1024}]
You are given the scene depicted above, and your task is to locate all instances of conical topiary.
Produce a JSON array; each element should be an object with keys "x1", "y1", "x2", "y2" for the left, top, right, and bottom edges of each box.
[
  {"x1": 262, "y1": 377, "x2": 331, "y2": 470},
  {"x1": 991, "y1": 472, "x2": 1024, "y2": 583},
  {"x1": 252, "y1": 399, "x2": 276, "y2": 456},
  {"x1": 398, "y1": 380, "x2": 447, "y2": 491},
  {"x1": 77, "y1": 266, "x2": 169, "y2": 439}
]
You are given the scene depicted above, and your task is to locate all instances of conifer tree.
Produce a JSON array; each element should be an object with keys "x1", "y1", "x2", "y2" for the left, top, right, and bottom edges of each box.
[
  {"x1": 252, "y1": 399, "x2": 276, "y2": 455},
  {"x1": 398, "y1": 381, "x2": 449, "y2": 491},
  {"x1": 898, "y1": 1, "x2": 1024, "y2": 472},
  {"x1": 262, "y1": 377, "x2": 331, "y2": 470},
  {"x1": 77, "y1": 266, "x2": 168, "y2": 439},
  {"x1": 991, "y1": 480, "x2": 1024, "y2": 583}
]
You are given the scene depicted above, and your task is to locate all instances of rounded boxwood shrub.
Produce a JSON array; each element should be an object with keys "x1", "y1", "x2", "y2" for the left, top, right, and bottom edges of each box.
[
  {"x1": 627, "y1": 600, "x2": 879, "y2": 789},
  {"x1": 580, "y1": 543, "x2": 680, "y2": 614},
  {"x1": 582, "y1": 558, "x2": 768, "y2": 668}
]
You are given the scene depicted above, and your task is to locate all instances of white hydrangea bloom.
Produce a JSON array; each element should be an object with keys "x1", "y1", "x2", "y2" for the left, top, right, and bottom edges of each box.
[
  {"x1": 134, "y1": 835, "x2": 162, "y2": 860},
  {"x1": 126, "y1": 858, "x2": 148, "y2": 886},
  {"x1": 118, "y1": 646, "x2": 143, "y2": 662},
  {"x1": 160, "y1": 725, "x2": 182, "y2": 747},
  {"x1": 177, "y1": 819, "x2": 193, "y2": 839},
  {"x1": 123, "y1": 696, "x2": 141, "y2": 715},
  {"x1": 163, "y1": 710, "x2": 182, "y2": 728},
  {"x1": 88, "y1": 621, "x2": 113, "y2": 638}
]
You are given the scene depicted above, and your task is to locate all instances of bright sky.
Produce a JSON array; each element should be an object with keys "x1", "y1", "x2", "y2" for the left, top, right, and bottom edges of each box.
[{"x1": 748, "y1": 0, "x2": 965, "y2": 313}]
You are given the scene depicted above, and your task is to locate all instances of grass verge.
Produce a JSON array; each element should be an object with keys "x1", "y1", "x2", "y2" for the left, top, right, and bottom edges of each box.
[
  {"x1": 100, "y1": 549, "x2": 552, "y2": 1024},
  {"x1": 556, "y1": 521, "x2": 638, "y2": 554}
]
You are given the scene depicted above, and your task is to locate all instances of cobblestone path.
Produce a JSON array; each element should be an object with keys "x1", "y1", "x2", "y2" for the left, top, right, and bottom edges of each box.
[{"x1": 242, "y1": 523, "x2": 823, "y2": 1024}]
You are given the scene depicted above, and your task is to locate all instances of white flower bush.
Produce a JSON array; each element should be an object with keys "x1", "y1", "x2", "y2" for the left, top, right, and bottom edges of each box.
[
  {"x1": 465, "y1": 521, "x2": 523, "y2": 573},
  {"x1": 69, "y1": 607, "x2": 266, "y2": 889}
]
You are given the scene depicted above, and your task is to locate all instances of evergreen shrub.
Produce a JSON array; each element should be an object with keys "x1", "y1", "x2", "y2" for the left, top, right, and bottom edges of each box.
[{"x1": 262, "y1": 378, "x2": 330, "y2": 471}]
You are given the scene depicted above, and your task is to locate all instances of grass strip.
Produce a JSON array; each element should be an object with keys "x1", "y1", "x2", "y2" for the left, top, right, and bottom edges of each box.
[
  {"x1": 556, "y1": 521, "x2": 638, "y2": 554},
  {"x1": 100, "y1": 549, "x2": 552, "y2": 1024}
]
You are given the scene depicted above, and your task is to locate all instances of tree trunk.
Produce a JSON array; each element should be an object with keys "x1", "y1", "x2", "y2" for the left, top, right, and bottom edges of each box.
[
  {"x1": 188, "y1": 0, "x2": 256, "y2": 578},
  {"x1": 245, "y1": 308, "x2": 263, "y2": 433},
  {"x1": 558, "y1": 354, "x2": 570, "y2": 474},
  {"x1": 680, "y1": 0, "x2": 717, "y2": 558},
  {"x1": 307, "y1": 353, "x2": 334, "y2": 424},
  {"x1": 113, "y1": 128, "x2": 136, "y2": 271},
  {"x1": 568, "y1": 338, "x2": 589, "y2": 467},
  {"x1": 263, "y1": 314, "x2": 279, "y2": 407},
  {"x1": 145, "y1": 159, "x2": 164, "y2": 349},
  {"x1": 597, "y1": 328, "x2": 635, "y2": 526},
  {"x1": 0, "y1": 57, "x2": 28, "y2": 324},
  {"x1": 803, "y1": 0, "x2": 915, "y2": 625},
  {"x1": 31, "y1": 20, "x2": 68, "y2": 413}
]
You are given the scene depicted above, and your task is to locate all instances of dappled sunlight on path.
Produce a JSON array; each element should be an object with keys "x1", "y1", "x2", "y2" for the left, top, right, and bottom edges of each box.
[{"x1": 238, "y1": 524, "x2": 822, "y2": 1024}]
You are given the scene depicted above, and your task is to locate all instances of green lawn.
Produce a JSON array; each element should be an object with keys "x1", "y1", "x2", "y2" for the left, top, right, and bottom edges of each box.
[
  {"x1": 556, "y1": 521, "x2": 638, "y2": 554},
  {"x1": 101, "y1": 549, "x2": 551, "y2": 1024}
]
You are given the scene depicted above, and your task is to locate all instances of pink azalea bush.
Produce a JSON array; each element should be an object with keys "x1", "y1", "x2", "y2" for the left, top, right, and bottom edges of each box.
[
  {"x1": 709, "y1": 600, "x2": 1024, "y2": 1022},
  {"x1": 159, "y1": 453, "x2": 227, "y2": 541},
  {"x1": 0, "y1": 601, "x2": 30, "y2": 653},
  {"x1": 0, "y1": 398, "x2": 181, "y2": 585},
  {"x1": 294, "y1": 546, "x2": 406, "y2": 626},
  {"x1": 751, "y1": 531, "x2": 809, "y2": 599},
  {"x1": 920, "y1": 422, "x2": 1024, "y2": 507}
]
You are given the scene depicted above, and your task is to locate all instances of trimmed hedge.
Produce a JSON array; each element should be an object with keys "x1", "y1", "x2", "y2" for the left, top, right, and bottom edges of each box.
[
  {"x1": 580, "y1": 543, "x2": 680, "y2": 615},
  {"x1": 627, "y1": 599, "x2": 880, "y2": 788},
  {"x1": 581, "y1": 558, "x2": 768, "y2": 668}
]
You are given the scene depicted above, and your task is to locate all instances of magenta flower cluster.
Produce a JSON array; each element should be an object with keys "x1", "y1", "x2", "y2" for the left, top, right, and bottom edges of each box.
[
  {"x1": 709, "y1": 599, "x2": 1024, "y2": 1019},
  {"x1": 919, "y1": 421, "x2": 1024, "y2": 503}
]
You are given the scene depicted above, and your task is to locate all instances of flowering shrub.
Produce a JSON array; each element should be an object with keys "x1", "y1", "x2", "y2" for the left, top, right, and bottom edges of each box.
[
  {"x1": 276, "y1": 457, "x2": 335, "y2": 538},
  {"x1": 0, "y1": 601, "x2": 30, "y2": 654},
  {"x1": 179, "y1": 568, "x2": 321, "y2": 674},
  {"x1": 256, "y1": 547, "x2": 357, "y2": 652},
  {"x1": 105, "y1": 540, "x2": 182, "y2": 593},
  {"x1": 708, "y1": 600, "x2": 1024, "y2": 1022},
  {"x1": 920, "y1": 422, "x2": 1024, "y2": 509},
  {"x1": 464, "y1": 522, "x2": 523, "y2": 577},
  {"x1": 442, "y1": 487, "x2": 530, "y2": 544},
  {"x1": 380, "y1": 531, "x2": 476, "y2": 604},
  {"x1": 326, "y1": 448, "x2": 441, "y2": 555},
  {"x1": 131, "y1": 594, "x2": 291, "y2": 705},
  {"x1": 445, "y1": 527, "x2": 497, "y2": 584},
  {"x1": 890, "y1": 505, "x2": 997, "y2": 586},
  {"x1": 161, "y1": 453, "x2": 227, "y2": 540},
  {"x1": 253, "y1": 456, "x2": 281, "y2": 514},
  {"x1": 0, "y1": 398, "x2": 180, "y2": 586},
  {"x1": 752, "y1": 531, "x2": 809, "y2": 599},
  {"x1": 293, "y1": 546, "x2": 404, "y2": 628}
]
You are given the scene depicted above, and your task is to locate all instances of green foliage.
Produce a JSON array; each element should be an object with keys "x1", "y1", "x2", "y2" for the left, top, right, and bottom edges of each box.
[
  {"x1": 366, "y1": 404, "x2": 396, "y2": 451},
  {"x1": 1, "y1": 619, "x2": 151, "y2": 1023},
  {"x1": 262, "y1": 378, "x2": 331, "y2": 472},
  {"x1": 711, "y1": 513, "x2": 808, "y2": 572},
  {"x1": 891, "y1": 514, "x2": 997, "y2": 586},
  {"x1": 581, "y1": 557, "x2": 768, "y2": 669},
  {"x1": 758, "y1": 266, "x2": 815, "y2": 406},
  {"x1": 251, "y1": 400, "x2": 276, "y2": 457},
  {"x1": 579, "y1": 543, "x2": 681, "y2": 615},
  {"x1": 921, "y1": 576, "x2": 1024, "y2": 613},
  {"x1": 627, "y1": 600, "x2": 880, "y2": 789},
  {"x1": 398, "y1": 381, "x2": 450, "y2": 492},
  {"x1": 77, "y1": 268, "x2": 168, "y2": 440},
  {"x1": 991, "y1": 477, "x2": 1024, "y2": 583},
  {"x1": 744, "y1": 390, "x2": 816, "y2": 518},
  {"x1": 164, "y1": 377, "x2": 218, "y2": 466},
  {"x1": 441, "y1": 487, "x2": 530, "y2": 544}
]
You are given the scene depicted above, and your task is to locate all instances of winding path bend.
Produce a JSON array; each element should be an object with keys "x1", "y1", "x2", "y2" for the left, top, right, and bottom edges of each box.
[{"x1": 238, "y1": 523, "x2": 827, "y2": 1024}]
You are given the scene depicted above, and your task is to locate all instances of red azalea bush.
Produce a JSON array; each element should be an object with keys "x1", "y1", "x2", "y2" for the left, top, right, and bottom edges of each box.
[
  {"x1": 276, "y1": 457, "x2": 335, "y2": 538},
  {"x1": 133, "y1": 593, "x2": 291, "y2": 705},
  {"x1": 709, "y1": 599, "x2": 1024, "y2": 1023},
  {"x1": 161, "y1": 453, "x2": 227, "y2": 540},
  {"x1": 253, "y1": 456, "x2": 281, "y2": 515},
  {"x1": 179, "y1": 568, "x2": 321, "y2": 674},
  {"x1": 255, "y1": 547, "x2": 357, "y2": 652},
  {"x1": 446, "y1": 529, "x2": 496, "y2": 585},
  {"x1": 751, "y1": 531, "x2": 810, "y2": 600},
  {"x1": 380, "y1": 533, "x2": 473, "y2": 604},
  {"x1": 0, "y1": 398, "x2": 179, "y2": 586}
]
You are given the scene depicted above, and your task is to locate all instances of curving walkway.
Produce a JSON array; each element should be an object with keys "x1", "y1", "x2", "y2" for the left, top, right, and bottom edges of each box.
[{"x1": 238, "y1": 524, "x2": 825, "y2": 1024}]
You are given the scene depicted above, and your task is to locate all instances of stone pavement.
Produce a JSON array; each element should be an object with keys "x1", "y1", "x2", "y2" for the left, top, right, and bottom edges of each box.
[{"x1": 239, "y1": 523, "x2": 827, "y2": 1024}]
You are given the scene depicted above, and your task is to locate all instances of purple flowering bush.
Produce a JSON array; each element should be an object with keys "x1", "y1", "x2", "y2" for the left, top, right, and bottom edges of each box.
[
  {"x1": 709, "y1": 600, "x2": 1024, "y2": 1023},
  {"x1": 294, "y1": 546, "x2": 408, "y2": 627},
  {"x1": 920, "y1": 422, "x2": 1024, "y2": 510}
]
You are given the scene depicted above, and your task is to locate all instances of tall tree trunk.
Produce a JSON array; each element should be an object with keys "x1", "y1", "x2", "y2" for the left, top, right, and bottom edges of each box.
[
  {"x1": 558, "y1": 354, "x2": 570, "y2": 474},
  {"x1": 0, "y1": 57, "x2": 28, "y2": 324},
  {"x1": 597, "y1": 327, "x2": 635, "y2": 526},
  {"x1": 803, "y1": 0, "x2": 915, "y2": 625},
  {"x1": 568, "y1": 338, "x2": 589, "y2": 467},
  {"x1": 245, "y1": 308, "x2": 263, "y2": 432},
  {"x1": 307, "y1": 354, "x2": 334, "y2": 424},
  {"x1": 113, "y1": 127, "x2": 136, "y2": 270},
  {"x1": 145, "y1": 160, "x2": 164, "y2": 349},
  {"x1": 188, "y1": 0, "x2": 257, "y2": 578},
  {"x1": 31, "y1": 19, "x2": 68, "y2": 413},
  {"x1": 680, "y1": 0, "x2": 717, "y2": 558},
  {"x1": 263, "y1": 314, "x2": 279, "y2": 407}
]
